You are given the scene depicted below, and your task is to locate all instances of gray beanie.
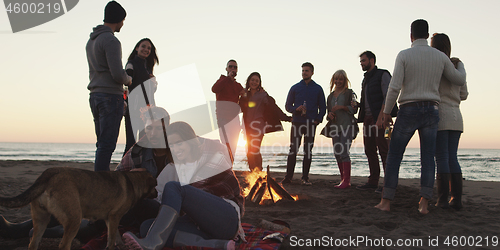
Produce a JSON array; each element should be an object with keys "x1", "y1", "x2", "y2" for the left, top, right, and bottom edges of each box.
[{"x1": 104, "y1": 1, "x2": 126, "y2": 23}]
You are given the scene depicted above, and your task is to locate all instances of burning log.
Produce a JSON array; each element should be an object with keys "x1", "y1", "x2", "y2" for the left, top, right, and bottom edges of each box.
[
  {"x1": 252, "y1": 182, "x2": 267, "y2": 204},
  {"x1": 266, "y1": 169, "x2": 295, "y2": 201},
  {"x1": 243, "y1": 166, "x2": 297, "y2": 205},
  {"x1": 266, "y1": 166, "x2": 275, "y2": 203},
  {"x1": 245, "y1": 177, "x2": 263, "y2": 202}
]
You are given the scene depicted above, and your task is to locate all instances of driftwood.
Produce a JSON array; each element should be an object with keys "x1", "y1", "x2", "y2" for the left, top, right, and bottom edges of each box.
[
  {"x1": 252, "y1": 182, "x2": 267, "y2": 204},
  {"x1": 246, "y1": 177, "x2": 263, "y2": 201}
]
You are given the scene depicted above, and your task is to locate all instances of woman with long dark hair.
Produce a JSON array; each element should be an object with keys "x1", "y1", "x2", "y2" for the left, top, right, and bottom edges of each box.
[
  {"x1": 431, "y1": 33, "x2": 468, "y2": 210},
  {"x1": 123, "y1": 38, "x2": 160, "y2": 155},
  {"x1": 239, "y1": 72, "x2": 291, "y2": 171}
]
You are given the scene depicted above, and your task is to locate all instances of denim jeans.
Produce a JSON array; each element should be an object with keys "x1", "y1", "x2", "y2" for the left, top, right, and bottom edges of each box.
[
  {"x1": 89, "y1": 93, "x2": 123, "y2": 171},
  {"x1": 383, "y1": 103, "x2": 439, "y2": 200},
  {"x1": 143, "y1": 181, "x2": 238, "y2": 247},
  {"x1": 436, "y1": 130, "x2": 462, "y2": 174},
  {"x1": 285, "y1": 121, "x2": 317, "y2": 181}
]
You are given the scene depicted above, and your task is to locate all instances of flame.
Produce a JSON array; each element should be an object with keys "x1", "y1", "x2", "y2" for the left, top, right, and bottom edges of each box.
[
  {"x1": 242, "y1": 169, "x2": 267, "y2": 197},
  {"x1": 243, "y1": 169, "x2": 298, "y2": 204}
]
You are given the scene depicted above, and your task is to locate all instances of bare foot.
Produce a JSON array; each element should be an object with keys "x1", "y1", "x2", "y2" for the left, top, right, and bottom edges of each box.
[
  {"x1": 418, "y1": 197, "x2": 429, "y2": 214},
  {"x1": 375, "y1": 199, "x2": 391, "y2": 211}
]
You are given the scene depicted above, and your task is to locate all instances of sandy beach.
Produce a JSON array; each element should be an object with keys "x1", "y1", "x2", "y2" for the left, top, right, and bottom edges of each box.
[{"x1": 1, "y1": 160, "x2": 500, "y2": 249}]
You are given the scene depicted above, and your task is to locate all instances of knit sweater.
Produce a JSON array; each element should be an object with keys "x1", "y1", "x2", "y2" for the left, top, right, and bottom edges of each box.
[
  {"x1": 384, "y1": 39, "x2": 466, "y2": 114},
  {"x1": 438, "y1": 76, "x2": 468, "y2": 131}
]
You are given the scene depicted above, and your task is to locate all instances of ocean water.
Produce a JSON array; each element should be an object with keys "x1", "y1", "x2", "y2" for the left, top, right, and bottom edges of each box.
[{"x1": 0, "y1": 142, "x2": 499, "y2": 182}]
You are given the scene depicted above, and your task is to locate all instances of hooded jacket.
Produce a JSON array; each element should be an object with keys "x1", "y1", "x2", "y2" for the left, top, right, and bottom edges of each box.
[{"x1": 86, "y1": 25, "x2": 130, "y2": 95}]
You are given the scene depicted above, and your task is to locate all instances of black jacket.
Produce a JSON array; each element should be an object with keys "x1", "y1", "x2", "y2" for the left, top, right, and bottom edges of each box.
[
  {"x1": 358, "y1": 67, "x2": 398, "y2": 123},
  {"x1": 239, "y1": 93, "x2": 291, "y2": 134}
]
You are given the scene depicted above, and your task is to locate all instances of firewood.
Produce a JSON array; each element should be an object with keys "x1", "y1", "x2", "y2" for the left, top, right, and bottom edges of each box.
[
  {"x1": 267, "y1": 174, "x2": 294, "y2": 201},
  {"x1": 252, "y1": 182, "x2": 267, "y2": 204},
  {"x1": 246, "y1": 177, "x2": 262, "y2": 201},
  {"x1": 266, "y1": 166, "x2": 275, "y2": 203}
]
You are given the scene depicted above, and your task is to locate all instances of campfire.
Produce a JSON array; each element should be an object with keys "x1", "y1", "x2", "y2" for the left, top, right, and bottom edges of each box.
[{"x1": 243, "y1": 166, "x2": 298, "y2": 205}]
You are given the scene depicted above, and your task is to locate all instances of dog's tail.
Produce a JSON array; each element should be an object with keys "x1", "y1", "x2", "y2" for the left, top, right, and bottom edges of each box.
[{"x1": 0, "y1": 168, "x2": 59, "y2": 208}]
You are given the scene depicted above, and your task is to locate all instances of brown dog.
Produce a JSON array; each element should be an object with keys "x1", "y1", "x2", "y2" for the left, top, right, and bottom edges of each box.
[{"x1": 0, "y1": 167, "x2": 157, "y2": 250}]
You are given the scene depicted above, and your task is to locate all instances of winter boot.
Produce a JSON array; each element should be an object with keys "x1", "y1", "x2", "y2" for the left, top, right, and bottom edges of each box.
[
  {"x1": 123, "y1": 205, "x2": 179, "y2": 250},
  {"x1": 435, "y1": 173, "x2": 450, "y2": 209},
  {"x1": 173, "y1": 231, "x2": 235, "y2": 250},
  {"x1": 449, "y1": 173, "x2": 463, "y2": 211},
  {"x1": 335, "y1": 162, "x2": 351, "y2": 189},
  {"x1": 0, "y1": 215, "x2": 33, "y2": 239}
]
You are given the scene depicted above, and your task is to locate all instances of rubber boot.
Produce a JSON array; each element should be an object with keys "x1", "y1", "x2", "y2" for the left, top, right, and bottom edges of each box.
[
  {"x1": 449, "y1": 173, "x2": 463, "y2": 211},
  {"x1": 173, "y1": 231, "x2": 235, "y2": 250},
  {"x1": 0, "y1": 215, "x2": 34, "y2": 239},
  {"x1": 335, "y1": 162, "x2": 351, "y2": 189},
  {"x1": 123, "y1": 205, "x2": 179, "y2": 250},
  {"x1": 435, "y1": 173, "x2": 450, "y2": 209}
]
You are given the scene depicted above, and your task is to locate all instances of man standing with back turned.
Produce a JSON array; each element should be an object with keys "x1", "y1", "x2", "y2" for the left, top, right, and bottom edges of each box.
[
  {"x1": 356, "y1": 51, "x2": 398, "y2": 193},
  {"x1": 282, "y1": 62, "x2": 326, "y2": 186},
  {"x1": 375, "y1": 19, "x2": 466, "y2": 214},
  {"x1": 86, "y1": 1, "x2": 131, "y2": 171}
]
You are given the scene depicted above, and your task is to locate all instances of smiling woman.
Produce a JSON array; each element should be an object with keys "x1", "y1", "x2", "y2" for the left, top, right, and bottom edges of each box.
[{"x1": 123, "y1": 38, "x2": 160, "y2": 155}]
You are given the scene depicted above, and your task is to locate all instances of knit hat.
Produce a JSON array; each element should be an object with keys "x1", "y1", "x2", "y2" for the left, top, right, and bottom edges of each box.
[{"x1": 103, "y1": 1, "x2": 126, "y2": 23}]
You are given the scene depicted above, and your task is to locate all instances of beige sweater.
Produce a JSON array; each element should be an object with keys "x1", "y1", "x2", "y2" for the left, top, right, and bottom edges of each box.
[
  {"x1": 384, "y1": 39, "x2": 466, "y2": 114},
  {"x1": 438, "y1": 76, "x2": 468, "y2": 131}
]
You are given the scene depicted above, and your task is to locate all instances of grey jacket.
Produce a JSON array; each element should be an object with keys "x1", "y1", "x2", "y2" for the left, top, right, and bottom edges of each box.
[{"x1": 86, "y1": 25, "x2": 130, "y2": 95}]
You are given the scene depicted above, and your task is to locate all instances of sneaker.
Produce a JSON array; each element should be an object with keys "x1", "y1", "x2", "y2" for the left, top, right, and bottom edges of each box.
[
  {"x1": 375, "y1": 186, "x2": 383, "y2": 194},
  {"x1": 281, "y1": 178, "x2": 292, "y2": 185},
  {"x1": 301, "y1": 179, "x2": 312, "y2": 186},
  {"x1": 356, "y1": 183, "x2": 378, "y2": 190}
]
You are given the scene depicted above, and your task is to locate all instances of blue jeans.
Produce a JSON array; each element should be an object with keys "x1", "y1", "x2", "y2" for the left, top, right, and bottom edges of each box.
[
  {"x1": 89, "y1": 93, "x2": 123, "y2": 171},
  {"x1": 285, "y1": 121, "x2": 317, "y2": 181},
  {"x1": 436, "y1": 130, "x2": 462, "y2": 174},
  {"x1": 142, "y1": 182, "x2": 239, "y2": 247},
  {"x1": 383, "y1": 103, "x2": 439, "y2": 200}
]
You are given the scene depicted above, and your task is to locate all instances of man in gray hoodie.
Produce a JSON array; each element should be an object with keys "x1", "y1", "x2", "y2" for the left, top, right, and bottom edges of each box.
[{"x1": 86, "y1": 1, "x2": 131, "y2": 171}]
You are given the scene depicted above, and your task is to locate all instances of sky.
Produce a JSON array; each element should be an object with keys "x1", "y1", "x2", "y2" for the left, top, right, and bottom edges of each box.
[{"x1": 1, "y1": 0, "x2": 499, "y2": 149}]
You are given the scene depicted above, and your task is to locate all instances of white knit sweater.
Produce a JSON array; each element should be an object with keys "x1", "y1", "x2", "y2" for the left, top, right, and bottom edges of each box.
[
  {"x1": 438, "y1": 76, "x2": 468, "y2": 131},
  {"x1": 384, "y1": 39, "x2": 466, "y2": 114}
]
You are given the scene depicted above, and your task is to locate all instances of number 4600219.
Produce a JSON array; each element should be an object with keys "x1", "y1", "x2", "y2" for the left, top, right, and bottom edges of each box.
[{"x1": 5, "y1": 2, "x2": 61, "y2": 14}]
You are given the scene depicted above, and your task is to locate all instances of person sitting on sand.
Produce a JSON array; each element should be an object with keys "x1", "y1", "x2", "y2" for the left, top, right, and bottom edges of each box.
[
  {"x1": 122, "y1": 121, "x2": 245, "y2": 250},
  {"x1": 116, "y1": 105, "x2": 172, "y2": 177},
  {"x1": 0, "y1": 106, "x2": 172, "y2": 241},
  {"x1": 375, "y1": 19, "x2": 466, "y2": 214}
]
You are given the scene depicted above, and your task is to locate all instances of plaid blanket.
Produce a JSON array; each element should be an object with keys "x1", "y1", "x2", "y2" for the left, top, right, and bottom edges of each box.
[{"x1": 81, "y1": 223, "x2": 287, "y2": 250}]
